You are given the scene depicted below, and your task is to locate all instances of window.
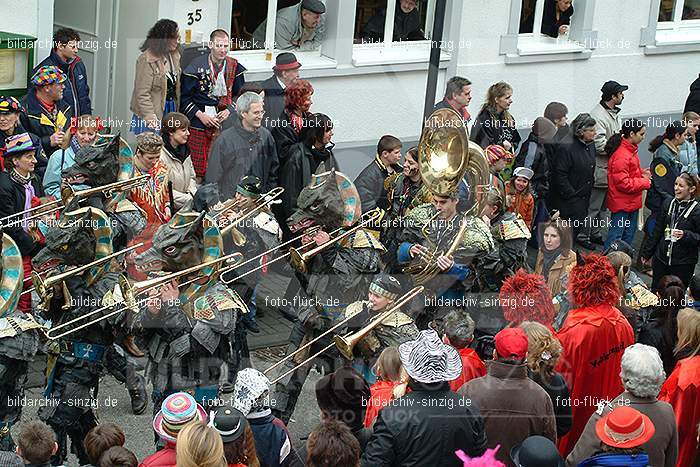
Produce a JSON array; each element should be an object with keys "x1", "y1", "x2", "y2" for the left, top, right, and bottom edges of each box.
[
  {"x1": 641, "y1": 0, "x2": 700, "y2": 53},
  {"x1": 658, "y1": 0, "x2": 700, "y2": 22}
]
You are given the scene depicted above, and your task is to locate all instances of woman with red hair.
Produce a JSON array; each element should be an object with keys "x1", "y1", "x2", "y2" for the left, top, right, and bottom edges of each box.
[
  {"x1": 270, "y1": 79, "x2": 314, "y2": 168},
  {"x1": 554, "y1": 254, "x2": 634, "y2": 457}
]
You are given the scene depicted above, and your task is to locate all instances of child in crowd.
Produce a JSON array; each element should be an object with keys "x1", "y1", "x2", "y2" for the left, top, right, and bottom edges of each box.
[
  {"x1": 505, "y1": 166, "x2": 535, "y2": 229},
  {"x1": 364, "y1": 347, "x2": 407, "y2": 428},
  {"x1": 442, "y1": 310, "x2": 486, "y2": 392}
]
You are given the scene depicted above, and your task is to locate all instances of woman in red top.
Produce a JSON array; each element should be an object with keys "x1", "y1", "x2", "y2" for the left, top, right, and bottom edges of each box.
[
  {"x1": 659, "y1": 307, "x2": 700, "y2": 467},
  {"x1": 605, "y1": 118, "x2": 652, "y2": 250},
  {"x1": 364, "y1": 347, "x2": 406, "y2": 428}
]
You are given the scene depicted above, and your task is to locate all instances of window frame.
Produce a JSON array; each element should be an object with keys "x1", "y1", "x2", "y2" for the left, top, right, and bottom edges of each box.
[{"x1": 641, "y1": 0, "x2": 700, "y2": 54}]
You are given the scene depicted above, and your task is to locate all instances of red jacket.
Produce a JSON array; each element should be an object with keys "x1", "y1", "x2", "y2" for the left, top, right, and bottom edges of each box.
[
  {"x1": 555, "y1": 304, "x2": 634, "y2": 457},
  {"x1": 450, "y1": 347, "x2": 487, "y2": 392},
  {"x1": 606, "y1": 139, "x2": 651, "y2": 212},
  {"x1": 364, "y1": 380, "x2": 399, "y2": 427},
  {"x1": 140, "y1": 443, "x2": 176, "y2": 467},
  {"x1": 659, "y1": 355, "x2": 700, "y2": 467}
]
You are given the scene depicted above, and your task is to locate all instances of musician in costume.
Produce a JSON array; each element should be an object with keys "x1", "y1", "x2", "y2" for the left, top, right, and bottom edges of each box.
[
  {"x1": 32, "y1": 207, "x2": 147, "y2": 465},
  {"x1": 339, "y1": 274, "x2": 419, "y2": 383},
  {"x1": 0, "y1": 227, "x2": 44, "y2": 451},
  {"x1": 271, "y1": 169, "x2": 384, "y2": 424}
]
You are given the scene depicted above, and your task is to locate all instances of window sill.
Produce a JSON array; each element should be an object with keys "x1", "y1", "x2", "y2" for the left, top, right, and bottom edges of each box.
[
  {"x1": 230, "y1": 50, "x2": 338, "y2": 74},
  {"x1": 504, "y1": 35, "x2": 592, "y2": 63},
  {"x1": 351, "y1": 41, "x2": 452, "y2": 67},
  {"x1": 644, "y1": 26, "x2": 700, "y2": 54}
]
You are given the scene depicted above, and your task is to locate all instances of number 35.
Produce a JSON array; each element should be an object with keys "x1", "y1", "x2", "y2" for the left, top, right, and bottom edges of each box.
[{"x1": 187, "y1": 9, "x2": 202, "y2": 25}]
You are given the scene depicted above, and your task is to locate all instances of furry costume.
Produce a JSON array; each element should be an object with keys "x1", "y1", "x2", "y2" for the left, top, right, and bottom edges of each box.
[{"x1": 499, "y1": 269, "x2": 556, "y2": 326}]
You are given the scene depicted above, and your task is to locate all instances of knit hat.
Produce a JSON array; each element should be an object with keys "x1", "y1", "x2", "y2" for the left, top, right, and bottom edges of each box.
[
  {"x1": 485, "y1": 145, "x2": 512, "y2": 165},
  {"x1": 136, "y1": 132, "x2": 163, "y2": 154},
  {"x1": 0, "y1": 96, "x2": 22, "y2": 114},
  {"x1": 30, "y1": 65, "x2": 67, "y2": 86},
  {"x1": 232, "y1": 368, "x2": 271, "y2": 416},
  {"x1": 153, "y1": 392, "x2": 207, "y2": 443},
  {"x1": 595, "y1": 406, "x2": 655, "y2": 449},
  {"x1": 369, "y1": 274, "x2": 402, "y2": 301},
  {"x1": 568, "y1": 254, "x2": 620, "y2": 308},
  {"x1": 494, "y1": 328, "x2": 529, "y2": 360},
  {"x1": 398, "y1": 329, "x2": 462, "y2": 383},
  {"x1": 209, "y1": 407, "x2": 247, "y2": 443},
  {"x1": 500, "y1": 269, "x2": 555, "y2": 326},
  {"x1": 315, "y1": 366, "x2": 370, "y2": 425}
]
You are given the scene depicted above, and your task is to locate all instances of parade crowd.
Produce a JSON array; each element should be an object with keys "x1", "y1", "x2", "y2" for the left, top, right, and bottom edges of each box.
[{"x1": 1, "y1": 2, "x2": 700, "y2": 466}]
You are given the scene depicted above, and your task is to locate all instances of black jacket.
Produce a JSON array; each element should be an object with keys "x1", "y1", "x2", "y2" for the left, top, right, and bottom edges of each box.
[
  {"x1": 641, "y1": 197, "x2": 700, "y2": 266},
  {"x1": 470, "y1": 107, "x2": 522, "y2": 152},
  {"x1": 646, "y1": 152, "x2": 684, "y2": 216},
  {"x1": 269, "y1": 110, "x2": 312, "y2": 168},
  {"x1": 637, "y1": 308, "x2": 678, "y2": 377},
  {"x1": 354, "y1": 156, "x2": 401, "y2": 214},
  {"x1": 261, "y1": 75, "x2": 286, "y2": 129},
  {"x1": 530, "y1": 371, "x2": 572, "y2": 438},
  {"x1": 0, "y1": 170, "x2": 45, "y2": 256},
  {"x1": 515, "y1": 131, "x2": 550, "y2": 200},
  {"x1": 549, "y1": 135, "x2": 596, "y2": 217},
  {"x1": 684, "y1": 73, "x2": 700, "y2": 114},
  {"x1": 361, "y1": 381, "x2": 487, "y2": 467},
  {"x1": 33, "y1": 50, "x2": 91, "y2": 116},
  {"x1": 20, "y1": 88, "x2": 73, "y2": 158},
  {"x1": 362, "y1": 3, "x2": 425, "y2": 42}
]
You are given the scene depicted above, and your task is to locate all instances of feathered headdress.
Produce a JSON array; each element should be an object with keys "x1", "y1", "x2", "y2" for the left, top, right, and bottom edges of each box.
[
  {"x1": 568, "y1": 253, "x2": 620, "y2": 307},
  {"x1": 456, "y1": 446, "x2": 505, "y2": 467},
  {"x1": 500, "y1": 269, "x2": 556, "y2": 326}
]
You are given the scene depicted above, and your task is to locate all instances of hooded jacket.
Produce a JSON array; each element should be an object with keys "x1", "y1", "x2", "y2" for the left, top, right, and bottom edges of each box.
[
  {"x1": 606, "y1": 138, "x2": 651, "y2": 213},
  {"x1": 33, "y1": 50, "x2": 91, "y2": 116}
]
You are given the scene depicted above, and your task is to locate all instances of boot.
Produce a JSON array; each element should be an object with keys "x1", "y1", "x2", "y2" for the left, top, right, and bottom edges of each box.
[
  {"x1": 128, "y1": 374, "x2": 148, "y2": 415},
  {"x1": 123, "y1": 335, "x2": 145, "y2": 357}
]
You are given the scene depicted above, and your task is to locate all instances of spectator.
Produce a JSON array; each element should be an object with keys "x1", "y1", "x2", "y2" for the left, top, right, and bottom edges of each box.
[
  {"x1": 550, "y1": 113, "x2": 597, "y2": 243},
  {"x1": 433, "y1": 76, "x2": 473, "y2": 128},
  {"x1": 638, "y1": 275, "x2": 686, "y2": 375},
  {"x1": 208, "y1": 406, "x2": 261, "y2": 467},
  {"x1": 141, "y1": 392, "x2": 207, "y2": 467},
  {"x1": 679, "y1": 111, "x2": 699, "y2": 175},
  {"x1": 364, "y1": 347, "x2": 407, "y2": 427},
  {"x1": 534, "y1": 218, "x2": 576, "y2": 299},
  {"x1": 306, "y1": 420, "x2": 361, "y2": 467},
  {"x1": 511, "y1": 436, "x2": 564, "y2": 467},
  {"x1": 605, "y1": 250, "x2": 644, "y2": 332},
  {"x1": 180, "y1": 29, "x2": 246, "y2": 179},
  {"x1": 684, "y1": 73, "x2": 700, "y2": 114},
  {"x1": 604, "y1": 118, "x2": 651, "y2": 250},
  {"x1": 689, "y1": 274, "x2": 700, "y2": 312},
  {"x1": 15, "y1": 421, "x2": 57, "y2": 467},
  {"x1": 33, "y1": 27, "x2": 91, "y2": 116},
  {"x1": 646, "y1": 121, "x2": 688, "y2": 219},
  {"x1": 130, "y1": 19, "x2": 180, "y2": 135},
  {"x1": 362, "y1": 0, "x2": 425, "y2": 42},
  {"x1": 505, "y1": 166, "x2": 535, "y2": 229},
  {"x1": 83, "y1": 423, "x2": 127, "y2": 467},
  {"x1": 460, "y1": 327, "x2": 556, "y2": 467},
  {"x1": 21, "y1": 65, "x2": 72, "y2": 160},
  {"x1": 0, "y1": 452, "x2": 22, "y2": 467},
  {"x1": 232, "y1": 368, "x2": 295, "y2": 467},
  {"x1": 252, "y1": 0, "x2": 327, "y2": 51},
  {"x1": 543, "y1": 101, "x2": 570, "y2": 143},
  {"x1": 484, "y1": 144, "x2": 512, "y2": 197},
  {"x1": 99, "y1": 446, "x2": 139, "y2": 467},
  {"x1": 42, "y1": 114, "x2": 100, "y2": 199},
  {"x1": 354, "y1": 135, "x2": 403, "y2": 214},
  {"x1": 641, "y1": 172, "x2": 700, "y2": 290},
  {"x1": 160, "y1": 112, "x2": 197, "y2": 208},
  {"x1": 540, "y1": 0, "x2": 574, "y2": 38},
  {"x1": 315, "y1": 366, "x2": 372, "y2": 450},
  {"x1": 519, "y1": 321, "x2": 572, "y2": 438},
  {"x1": 269, "y1": 79, "x2": 314, "y2": 168},
  {"x1": 554, "y1": 254, "x2": 635, "y2": 456},
  {"x1": 659, "y1": 307, "x2": 700, "y2": 467},
  {"x1": 175, "y1": 422, "x2": 226, "y2": 467},
  {"x1": 575, "y1": 406, "x2": 655, "y2": 467},
  {"x1": 470, "y1": 82, "x2": 521, "y2": 153},
  {"x1": 260, "y1": 53, "x2": 301, "y2": 129},
  {"x1": 362, "y1": 329, "x2": 488, "y2": 466},
  {"x1": 206, "y1": 92, "x2": 279, "y2": 201},
  {"x1": 514, "y1": 117, "x2": 557, "y2": 236},
  {"x1": 443, "y1": 310, "x2": 486, "y2": 392},
  {"x1": 0, "y1": 97, "x2": 46, "y2": 178},
  {"x1": 568, "y1": 343, "x2": 678, "y2": 467},
  {"x1": 499, "y1": 270, "x2": 557, "y2": 328}
]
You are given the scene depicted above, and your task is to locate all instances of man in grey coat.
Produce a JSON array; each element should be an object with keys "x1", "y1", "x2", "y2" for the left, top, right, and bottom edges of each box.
[
  {"x1": 206, "y1": 92, "x2": 279, "y2": 201},
  {"x1": 253, "y1": 0, "x2": 327, "y2": 51}
]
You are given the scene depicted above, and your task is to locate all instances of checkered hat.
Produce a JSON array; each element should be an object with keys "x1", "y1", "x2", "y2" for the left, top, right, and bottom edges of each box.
[
  {"x1": 152, "y1": 392, "x2": 207, "y2": 443},
  {"x1": 399, "y1": 329, "x2": 462, "y2": 383},
  {"x1": 30, "y1": 65, "x2": 67, "y2": 86},
  {"x1": 0, "y1": 96, "x2": 22, "y2": 114}
]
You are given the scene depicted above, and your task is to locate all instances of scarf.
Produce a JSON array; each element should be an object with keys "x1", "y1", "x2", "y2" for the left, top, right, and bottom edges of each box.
[
  {"x1": 10, "y1": 169, "x2": 36, "y2": 232},
  {"x1": 164, "y1": 137, "x2": 191, "y2": 163},
  {"x1": 542, "y1": 246, "x2": 562, "y2": 279},
  {"x1": 210, "y1": 57, "x2": 228, "y2": 97}
]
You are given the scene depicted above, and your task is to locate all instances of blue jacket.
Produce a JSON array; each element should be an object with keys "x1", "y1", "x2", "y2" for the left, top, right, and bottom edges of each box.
[{"x1": 33, "y1": 50, "x2": 92, "y2": 116}]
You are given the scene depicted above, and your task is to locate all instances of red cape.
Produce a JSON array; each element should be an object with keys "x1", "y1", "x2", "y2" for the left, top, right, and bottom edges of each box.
[
  {"x1": 555, "y1": 304, "x2": 634, "y2": 456},
  {"x1": 451, "y1": 347, "x2": 487, "y2": 392},
  {"x1": 659, "y1": 355, "x2": 700, "y2": 467}
]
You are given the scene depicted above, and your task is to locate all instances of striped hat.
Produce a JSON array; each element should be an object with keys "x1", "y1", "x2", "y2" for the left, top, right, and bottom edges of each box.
[
  {"x1": 0, "y1": 96, "x2": 22, "y2": 114},
  {"x1": 485, "y1": 145, "x2": 512, "y2": 164},
  {"x1": 152, "y1": 392, "x2": 207, "y2": 443},
  {"x1": 30, "y1": 65, "x2": 67, "y2": 86},
  {"x1": 3, "y1": 133, "x2": 38, "y2": 156},
  {"x1": 398, "y1": 329, "x2": 462, "y2": 383},
  {"x1": 369, "y1": 274, "x2": 402, "y2": 301}
]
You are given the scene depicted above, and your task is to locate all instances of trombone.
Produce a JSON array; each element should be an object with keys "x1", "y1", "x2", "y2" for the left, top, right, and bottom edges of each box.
[
  {"x1": 267, "y1": 286, "x2": 424, "y2": 385},
  {"x1": 42, "y1": 251, "x2": 244, "y2": 340},
  {"x1": 217, "y1": 187, "x2": 285, "y2": 246},
  {"x1": 0, "y1": 199, "x2": 63, "y2": 226},
  {"x1": 61, "y1": 174, "x2": 151, "y2": 206}
]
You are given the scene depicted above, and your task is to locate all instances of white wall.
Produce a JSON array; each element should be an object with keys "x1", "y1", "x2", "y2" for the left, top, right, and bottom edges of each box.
[{"x1": 0, "y1": 0, "x2": 54, "y2": 67}]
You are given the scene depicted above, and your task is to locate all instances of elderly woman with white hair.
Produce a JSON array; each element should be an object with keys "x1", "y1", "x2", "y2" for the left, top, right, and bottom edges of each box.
[{"x1": 566, "y1": 343, "x2": 678, "y2": 467}]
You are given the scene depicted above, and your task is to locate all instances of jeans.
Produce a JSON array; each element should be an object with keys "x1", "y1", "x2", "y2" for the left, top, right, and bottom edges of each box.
[
  {"x1": 604, "y1": 210, "x2": 639, "y2": 250},
  {"x1": 242, "y1": 284, "x2": 258, "y2": 326}
]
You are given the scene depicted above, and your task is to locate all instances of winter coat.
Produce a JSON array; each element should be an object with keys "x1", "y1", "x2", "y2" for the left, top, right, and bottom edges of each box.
[
  {"x1": 566, "y1": 391, "x2": 678, "y2": 467},
  {"x1": 0, "y1": 170, "x2": 45, "y2": 256},
  {"x1": 606, "y1": 138, "x2": 651, "y2": 213},
  {"x1": 515, "y1": 131, "x2": 550, "y2": 200},
  {"x1": 459, "y1": 361, "x2": 557, "y2": 467},
  {"x1": 269, "y1": 110, "x2": 312, "y2": 168},
  {"x1": 261, "y1": 75, "x2": 285, "y2": 130},
  {"x1": 361, "y1": 381, "x2": 487, "y2": 467},
  {"x1": 248, "y1": 411, "x2": 294, "y2": 467},
  {"x1": 449, "y1": 347, "x2": 486, "y2": 393},
  {"x1": 354, "y1": 155, "x2": 402, "y2": 214},
  {"x1": 637, "y1": 307, "x2": 679, "y2": 377},
  {"x1": 205, "y1": 116, "x2": 279, "y2": 201},
  {"x1": 34, "y1": 50, "x2": 91, "y2": 116},
  {"x1": 130, "y1": 49, "x2": 181, "y2": 124},
  {"x1": 252, "y1": 2, "x2": 327, "y2": 51},
  {"x1": 433, "y1": 99, "x2": 471, "y2": 130},
  {"x1": 364, "y1": 380, "x2": 400, "y2": 428},
  {"x1": 470, "y1": 107, "x2": 522, "y2": 152},
  {"x1": 684, "y1": 73, "x2": 700, "y2": 113},
  {"x1": 549, "y1": 135, "x2": 596, "y2": 220},
  {"x1": 362, "y1": 2, "x2": 425, "y2": 41},
  {"x1": 646, "y1": 142, "x2": 684, "y2": 215},
  {"x1": 641, "y1": 197, "x2": 700, "y2": 266},
  {"x1": 554, "y1": 304, "x2": 635, "y2": 456},
  {"x1": 20, "y1": 88, "x2": 73, "y2": 158},
  {"x1": 535, "y1": 249, "x2": 576, "y2": 298},
  {"x1": 505, "y1": 183, "x2": 535, "y2": 229},
  {"x1": 530, "y1": 370, "x2": 572, "y2": 438},
  {"x1": 139, "y1": 442, "x2": 176, "y2": 467},
  {"x1": 160, "y1": 145, "x2": 198, "y2": 209},
  {"x1": 589, "y1": 101, "x2": 622, "y2": 187}
]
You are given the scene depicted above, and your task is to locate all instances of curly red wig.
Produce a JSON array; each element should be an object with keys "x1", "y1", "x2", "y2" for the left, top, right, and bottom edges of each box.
[
  {"x1": 568, "y1": 253, "x2": 620, "y2": 307},
  {"x1": 285, "y1": 79, "x2": 314, "y2": 112},
  {"x1": 500, "y1": 269, "x2": 556, "y2": 326}
]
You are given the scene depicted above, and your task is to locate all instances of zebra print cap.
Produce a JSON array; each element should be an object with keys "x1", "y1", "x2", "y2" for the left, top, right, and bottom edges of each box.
[{"x1": 398, "y1": 329, "x2": 462, "y2": 383}]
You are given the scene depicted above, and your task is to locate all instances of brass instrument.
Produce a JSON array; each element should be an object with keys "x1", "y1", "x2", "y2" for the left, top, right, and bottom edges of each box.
[
  {"x1": 215, "y1": 187, "x2": 284, "y2": 246},
  {"x1": 268, "y1": 286, "x2": 424, "y2": 384},
  {"x1": 0, "y1": 199, "x2": 63, "y2": 226},
  {"x1": 42, "y1": 251, "x2": 245, "y2": 340},
  {"x1": 61, "y1": 174, "x2": 151, "y2": 206},
  {"x1": 289, "y1": 208, "x2": 382, "y2": 274}
]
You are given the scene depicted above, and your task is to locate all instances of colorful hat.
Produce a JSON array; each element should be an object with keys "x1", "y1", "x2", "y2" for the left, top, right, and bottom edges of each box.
[
  {"x1": 595, "y1": 406, "x2": 655, "y2": 449},
  {"x1": 152, "y1": 392, "x2": 207, "y2": 443},
  {"x1": 398, "y1": 329, "x2": 462, "y2": 383},
  {"x1": 0, "y1": 97, "x2": 22, "y2": 114},
  {"x1": 233, "y1": 368, "x2": 271, "y2": 416},
  {"x1": 3, "y1": 133, "x2": 38, "y2": 157},
  {"x1": 485, "y1": 145, "x2": 512, "y2": 164},
  {"x1": 369, "y1": 274, "x2": 402, "y2": 301},
  {"x1": 30, "y1": 65, "x2": 67, "y2": 87},
  {"x1": 494, "y1": 328, "x2": 529, "y2": 361},
  {"x1": 568, "y1": 254, "x2": 620, "y2": 308},
  {"x1": 456, "y1": 446, "x2": 505, "y2": 467}
]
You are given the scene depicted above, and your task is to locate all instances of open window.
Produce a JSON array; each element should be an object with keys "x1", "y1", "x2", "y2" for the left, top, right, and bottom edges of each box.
[{"x1": 642, "y1": 0, "x2": 700, "y2": 53}]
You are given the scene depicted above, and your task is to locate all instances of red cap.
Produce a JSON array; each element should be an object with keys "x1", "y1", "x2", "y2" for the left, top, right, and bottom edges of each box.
[{"x1": 494, "y1": 328, "x2": 528, "y2": 360}]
